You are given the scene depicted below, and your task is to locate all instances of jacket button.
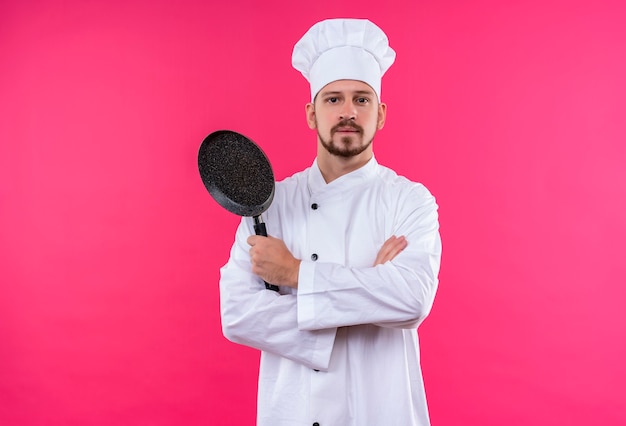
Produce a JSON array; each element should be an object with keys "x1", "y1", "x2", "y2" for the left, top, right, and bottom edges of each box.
[
  {"x1": 311, "y1": 203, "x2": 318, "y2": 210},
  {"x1": 313, "y1": 423, "x2": 320, "y2": 426},
  {"x1": 311, "y1": 253, "x2": 318, "y2": 261}
]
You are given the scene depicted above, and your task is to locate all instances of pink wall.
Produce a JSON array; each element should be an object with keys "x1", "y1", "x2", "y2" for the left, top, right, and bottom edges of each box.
[{"x1": 1, "y1": 0, "x2": 625, "y2": 424}]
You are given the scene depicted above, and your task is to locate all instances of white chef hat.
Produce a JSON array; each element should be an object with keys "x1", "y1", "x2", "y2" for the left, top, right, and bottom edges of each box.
[{"x1": 292, "y1": 18, "x2": 396, "y2": 101}]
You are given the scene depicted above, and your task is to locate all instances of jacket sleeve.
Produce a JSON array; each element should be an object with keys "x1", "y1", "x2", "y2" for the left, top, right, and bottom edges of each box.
[
  {"x1": 219, "y1": 219, "x2": 337, "y2": 371},
  {"x1": 297, "y1": 184, "x2": 442, "y2": 331}
]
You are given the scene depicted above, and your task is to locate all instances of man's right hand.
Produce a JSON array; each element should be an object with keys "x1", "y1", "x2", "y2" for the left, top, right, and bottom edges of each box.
[{"x1": 247, "y1": 235, "x2": 301, "y2": 288}]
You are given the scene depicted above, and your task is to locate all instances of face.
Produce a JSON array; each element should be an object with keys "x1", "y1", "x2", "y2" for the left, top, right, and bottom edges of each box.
[{"x1": 306, "y1": 80, "x2": 386, "y2": 159}]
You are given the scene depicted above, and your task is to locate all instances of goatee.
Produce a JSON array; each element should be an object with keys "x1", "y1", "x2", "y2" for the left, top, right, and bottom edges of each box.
[{"x1": 318, "y1": 120, "x2": 374, "y2": 158}]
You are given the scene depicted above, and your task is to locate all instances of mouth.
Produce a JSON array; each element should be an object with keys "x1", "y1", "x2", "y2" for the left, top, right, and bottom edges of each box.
[{"x1": 332, "y1": 124, "x2": 362, "y2": 135}]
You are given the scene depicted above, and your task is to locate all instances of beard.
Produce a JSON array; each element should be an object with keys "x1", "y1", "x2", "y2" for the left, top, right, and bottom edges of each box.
[{"x1": 318, "y1": 119, "x2": 374, "y2": 158}]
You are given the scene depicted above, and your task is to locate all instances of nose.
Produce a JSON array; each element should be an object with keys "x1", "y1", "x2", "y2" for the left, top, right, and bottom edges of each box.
[{"x1": 339, "y1": 103, "x2": 356, "y2": 121}]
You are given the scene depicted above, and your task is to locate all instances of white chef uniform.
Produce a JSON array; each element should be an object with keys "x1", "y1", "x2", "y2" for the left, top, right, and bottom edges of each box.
[{"x1": 220, "y1": 156, "x2": 441, "y2": 426}]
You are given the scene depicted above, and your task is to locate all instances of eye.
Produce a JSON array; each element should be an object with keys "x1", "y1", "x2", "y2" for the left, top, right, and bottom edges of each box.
[
  {"x1": 356, "y1": 97, "x2": 369, "y2": 104},
  {"x1": 326, "y1": 97, "x2": 339, "y2": 104}
]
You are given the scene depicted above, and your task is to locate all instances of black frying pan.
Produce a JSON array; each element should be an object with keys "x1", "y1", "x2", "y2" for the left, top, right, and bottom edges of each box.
[{"x1": 198, "y1": 130, "x2": 279, "y2": 291}]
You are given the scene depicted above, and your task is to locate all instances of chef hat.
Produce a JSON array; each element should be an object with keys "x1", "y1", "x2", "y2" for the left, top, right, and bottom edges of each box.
[{"x1": 292, "y1": 18, "x2": 396, "y2": 101}]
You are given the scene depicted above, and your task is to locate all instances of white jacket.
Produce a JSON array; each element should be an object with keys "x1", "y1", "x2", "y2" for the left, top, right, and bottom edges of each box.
[{"x1": 220, "y1": 156, "x2": 442, "y2": 426}]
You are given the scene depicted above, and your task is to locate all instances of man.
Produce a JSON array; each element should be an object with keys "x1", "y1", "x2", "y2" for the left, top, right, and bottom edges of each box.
[{"x1": 219, "y1": 18, "x2": 441, "y2": 426}]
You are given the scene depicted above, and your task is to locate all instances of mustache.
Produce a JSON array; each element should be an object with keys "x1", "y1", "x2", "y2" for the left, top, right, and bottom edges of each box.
[{"x1": 331, "y1": 120, "x2": 363, "y2": 135}]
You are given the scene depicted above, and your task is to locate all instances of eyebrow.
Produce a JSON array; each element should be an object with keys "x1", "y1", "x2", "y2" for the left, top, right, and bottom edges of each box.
[{"x1": 320, "y1": 90, "x2": 375, "y2": 97}]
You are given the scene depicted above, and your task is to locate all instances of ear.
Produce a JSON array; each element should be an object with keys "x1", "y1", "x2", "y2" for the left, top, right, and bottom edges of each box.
[
  {"x1": 305, "y1": 102, "x2": 316, "y2": 129},
  {"x1": 377, "y1": 103, "x2": 387, "y2": 130}
]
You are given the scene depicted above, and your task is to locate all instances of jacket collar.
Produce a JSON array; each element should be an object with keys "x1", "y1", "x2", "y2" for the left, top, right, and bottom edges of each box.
[{"x1": 308, "y1": 155, "x2": 378, "y2": 196}]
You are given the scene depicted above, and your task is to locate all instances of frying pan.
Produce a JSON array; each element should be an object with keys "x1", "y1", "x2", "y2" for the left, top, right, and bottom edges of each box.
[{"x1": 198, "y1": 130, "x2": 279, "y2": 291}]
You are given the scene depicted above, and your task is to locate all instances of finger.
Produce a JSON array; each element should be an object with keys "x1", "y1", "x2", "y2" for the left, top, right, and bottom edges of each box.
[
  {"x1": 378, "y1": 235, "x2": 397, "y2": 256},
  {"x1": 374, "y1": 237, "x2": 395, "y2": 266},
  {"x1": 373, "y1": 240, "x2": 391, "y2": 265},
  {"x1": 376, "y1": 235, "x2": 396, "y2": 257},
  {"x1": 386, "y1": 237, "x2": 407, "y2": 260},
  {"x1": 375, "y1": 236, "x2": 407, "y2": 265}
]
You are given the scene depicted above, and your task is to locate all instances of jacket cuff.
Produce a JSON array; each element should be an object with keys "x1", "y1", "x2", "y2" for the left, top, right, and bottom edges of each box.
[{"x1": 296, "y1": 260, "x2": 317, "y2": 330}]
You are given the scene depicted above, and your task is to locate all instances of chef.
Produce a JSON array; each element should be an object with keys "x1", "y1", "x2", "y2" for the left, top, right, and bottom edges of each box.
[{"x1": 219, "y1": 18, "x2": 442, "y2": 426}]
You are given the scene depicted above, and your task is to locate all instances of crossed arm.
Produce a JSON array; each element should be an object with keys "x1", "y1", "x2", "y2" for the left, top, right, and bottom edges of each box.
[{"x1": 247, "y1": 234, "x2": 408, "y2": 287}]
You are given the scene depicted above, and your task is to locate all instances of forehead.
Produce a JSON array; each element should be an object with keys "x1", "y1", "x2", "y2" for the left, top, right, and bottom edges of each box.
[{"x1": 317, "y1": 79, "x2": 376, "y2": 97}]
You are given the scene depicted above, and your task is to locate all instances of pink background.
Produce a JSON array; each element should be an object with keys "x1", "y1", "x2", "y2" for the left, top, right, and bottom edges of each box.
[{"x1": 2, "y1": 0, "x2": 625, "y2": 424}]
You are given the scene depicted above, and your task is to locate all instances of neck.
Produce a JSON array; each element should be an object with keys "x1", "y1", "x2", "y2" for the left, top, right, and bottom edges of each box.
[{"x1": 317, "y1": 149, "x2": 372, "y2": 183}]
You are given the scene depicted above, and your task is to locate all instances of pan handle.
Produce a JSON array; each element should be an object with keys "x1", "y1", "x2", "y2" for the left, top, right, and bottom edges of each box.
[{"x1": 253, "y1": 216, "x2": 280, "y2": 292}]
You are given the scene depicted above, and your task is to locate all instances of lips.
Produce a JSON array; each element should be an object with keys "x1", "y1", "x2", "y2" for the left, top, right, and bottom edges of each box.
[{"x1": 332, "y1": 121, "x2": 363, "y2": 134}]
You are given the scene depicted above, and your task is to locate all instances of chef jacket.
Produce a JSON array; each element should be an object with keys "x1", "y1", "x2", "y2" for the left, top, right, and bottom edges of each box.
[{"x1": 220, "y1": 156, "x2": 442, "y2": 426}]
